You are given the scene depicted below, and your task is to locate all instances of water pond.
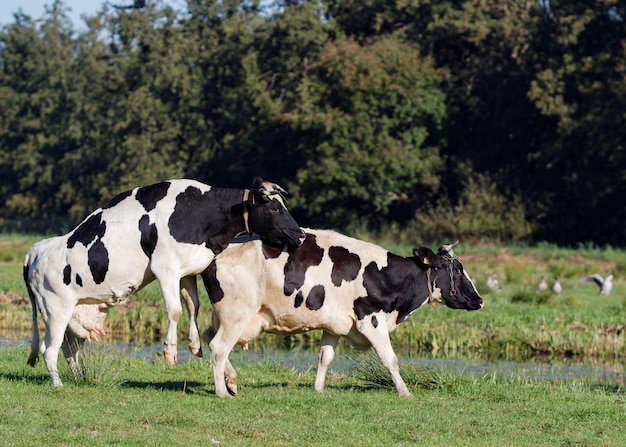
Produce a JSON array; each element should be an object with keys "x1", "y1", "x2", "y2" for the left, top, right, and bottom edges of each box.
[{"x1": 3, "y1": 331, "x2": 625, "y2": 386}]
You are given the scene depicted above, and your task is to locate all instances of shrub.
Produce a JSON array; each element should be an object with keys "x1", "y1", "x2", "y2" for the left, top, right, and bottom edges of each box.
[{"x1": 411, "y1": 172, "x2": 533, "y2": 245}]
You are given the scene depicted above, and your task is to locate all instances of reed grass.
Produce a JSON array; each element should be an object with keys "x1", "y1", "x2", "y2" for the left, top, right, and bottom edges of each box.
[
  {"x1": 59, "y1": 343, "x2": 125, "y2": 388},
  {"x1": 2, "y1": 233, "x2": 625, "y2": 363},
  {"x1": 353, "y1": 351, "x2": 455, "y2": 391}
]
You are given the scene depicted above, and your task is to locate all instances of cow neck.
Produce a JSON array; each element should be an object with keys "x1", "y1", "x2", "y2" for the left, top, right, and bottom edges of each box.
[{"x1": 206, "y1": 189, "x2": 250, "y2": 253}]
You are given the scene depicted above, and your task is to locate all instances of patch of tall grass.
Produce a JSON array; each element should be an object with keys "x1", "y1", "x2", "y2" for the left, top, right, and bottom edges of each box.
[
  {"x1": 59, "y1": 343, "x2": 125, "y2": 388},
  {"x1": 353, "y1": 351, "x2": 456, "y2": 391}
]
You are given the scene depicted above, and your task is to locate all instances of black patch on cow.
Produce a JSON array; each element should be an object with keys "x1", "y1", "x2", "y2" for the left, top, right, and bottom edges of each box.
[
  {"x1": 305, "y1": 285, "x2": 325, "y2": 311},
  {"x1": 262, "y1": 243, "x2": 283, "y2": 259},
  {"x1": 201, "y1": 262, "x2": 224, "y2": 304},
  {"x1": 283, "y1": 234, "x2": 324, "y2": 296},
  {"x1": 329, "y1": 246, "x2": 361, "y2": 286},
  {"x1": 138, "y1": 214, "x2": 158, "y2": 259},
  {"x1": 353, "y1": 254, "x2": 415, "y2": 321},
  {"x1": 294, "y1": 291, "x2": 304, "y2": 308},
  {"x1": 168, "y1": 186, "x2": 244, "y2": 253},
  {"x1": 67, "y1": 212, "x2": 107, "y2": 249},
  {"x1": 136, "y1": 182, "x2": 170, "y2": 212},
  {"x1": 63, "y1": 265, "x2": 71, "y2": 285},
  {"x1": 87, "y1": 240, "x2": 109, "y2": 284},
  {"x1": 75, "y1": 274, "x2": 83, "y2": 287},
  {"x1": 371, "y1": 315, "x2": 378, "y2": 328},
  {"x1": 102, "y1": 190, "x2": 132, "y2": 209}
]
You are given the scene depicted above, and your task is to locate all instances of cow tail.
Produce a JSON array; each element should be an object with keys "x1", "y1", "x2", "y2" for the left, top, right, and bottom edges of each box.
[{"x1": 23, "y1": 255, "x2": 40, "y2": 367}]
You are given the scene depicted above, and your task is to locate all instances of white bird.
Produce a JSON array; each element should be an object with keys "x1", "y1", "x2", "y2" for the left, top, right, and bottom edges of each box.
[
  {"x1": 537, "y1": 275, "x2": 548, "y2": 292},
  {"x1": 580, "y1": 273, "x2": 613, "y2": 296},
  {"x1": 486, "y1": 271, "x2": 500, "y2": 292},
  {"x1": 551, "y1": 276, "x2": 562, "y2": 295}
]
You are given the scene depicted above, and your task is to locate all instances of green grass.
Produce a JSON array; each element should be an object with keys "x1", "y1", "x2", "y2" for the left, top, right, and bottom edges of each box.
[
  {"x1": 1, "y1": 346, "x2": 624, "y2": 446},
  {"x1": 2, "y1": 233, "x2": 626, "y2": 359},
  {"x1": 2, "y1": 230, "x2": 626, "y2": 445}
]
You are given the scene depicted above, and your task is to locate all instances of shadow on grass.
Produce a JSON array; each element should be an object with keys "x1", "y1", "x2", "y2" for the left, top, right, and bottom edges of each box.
[
  {"x1": 210, "y1": 380, "x2": 383, "y2": 395},
  {"x1": 0, "y1": 371, "x2": 51, "y2": 385},
  {"x1": 121, "y1": 379, "x2": 209, "y2": 394}
]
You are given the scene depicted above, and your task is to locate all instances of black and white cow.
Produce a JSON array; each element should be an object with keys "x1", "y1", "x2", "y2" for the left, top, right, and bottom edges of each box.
[
  {"x1": 24, "y1": 177, "x2": 305, "y2": 386},
  {"x1": 201, "y1": 229, "x2": 483, "y2": 397}
]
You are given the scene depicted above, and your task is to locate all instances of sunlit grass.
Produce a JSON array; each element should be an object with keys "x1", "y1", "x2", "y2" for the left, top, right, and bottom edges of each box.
[
  {"x1": 2, "y1": 232, "x2": 625, "y2": 362},
  {"x1": 2, "y1": 345, "x2": 625, "y2": 446}
]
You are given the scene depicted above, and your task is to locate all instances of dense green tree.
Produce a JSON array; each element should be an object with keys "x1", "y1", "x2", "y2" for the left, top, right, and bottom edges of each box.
[
  {"x1": 326, "y1": 0, "x2": 626, "y2": 245},
  {"x1": 284, "y1": 35, "x2": 445, "y2": 229},
  {"x1": 527, "y1": 0, "x2": 626, "y2": 245},
  {"x1": 1, "y1": 0, "x2": 624, "y2": 245},
  {"x1": 0, "y1": 2, "x2": 81, "y2": 219},
  {"x1": 180, "y1": 0, "x2": 275, "y2": 185}
]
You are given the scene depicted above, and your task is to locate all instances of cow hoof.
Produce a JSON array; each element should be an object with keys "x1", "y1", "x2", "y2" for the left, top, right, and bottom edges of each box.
[
  {"x1": 226, "y1": 378, "x2": 238, "y2": 396},
  {"x1": 189, "y1": 345, "x2": 203, "y2": 358},
  {"x1": 163, "y1": 351, "x2": 177, "y2": 365}
]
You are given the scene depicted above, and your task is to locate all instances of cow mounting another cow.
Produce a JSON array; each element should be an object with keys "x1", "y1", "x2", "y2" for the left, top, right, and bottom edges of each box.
[
  {"x1": 201, "y1": 229, "x2": 483, "y2": 397},
  {"x1": 24, "y1": 177, "x2": 305, "y2": 387}
]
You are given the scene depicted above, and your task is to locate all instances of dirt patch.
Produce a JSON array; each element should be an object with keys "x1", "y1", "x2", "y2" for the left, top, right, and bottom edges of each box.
[{"x1": 0, "y1": 293, "x2": 28, "y2": 306}]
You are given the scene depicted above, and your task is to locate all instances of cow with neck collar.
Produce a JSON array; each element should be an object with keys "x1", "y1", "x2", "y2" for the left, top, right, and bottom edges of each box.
[
  {"x1": 202, "y1": 229, "x2": 483, "y2": 397},
  {"x1": 24, "y1": 177, "x2": 305, "y2": 387}
]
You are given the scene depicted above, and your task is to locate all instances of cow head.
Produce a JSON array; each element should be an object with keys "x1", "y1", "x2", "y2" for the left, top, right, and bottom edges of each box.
[
  {"x1": 246, "y1": 177, "x2": 305, "y2": 249},
  {"x1": 413, "y1": 241, "x2": 483, "y2": 311}
]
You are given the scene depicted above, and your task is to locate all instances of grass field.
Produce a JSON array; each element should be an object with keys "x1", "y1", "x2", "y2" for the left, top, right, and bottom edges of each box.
[
  {"x1": 1, "y1": 233, "x2": 626, "y2": 445},
  {"x1": 1, "y1": 345, "x2": 625, "y2": 446}
]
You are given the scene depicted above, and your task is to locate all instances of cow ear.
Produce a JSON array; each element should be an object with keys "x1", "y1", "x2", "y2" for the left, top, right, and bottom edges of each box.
[
  {"x1": 413, "y1": 247, "x2": 436, "y2": 269},
  {"x1": 250, "y1": 177, "x2": 264, "y2": 192}
]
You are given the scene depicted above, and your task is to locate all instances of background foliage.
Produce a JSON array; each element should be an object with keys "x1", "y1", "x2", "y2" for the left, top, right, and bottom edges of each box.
[{"x1": 1, "y1": 0, "x2": 625, "y2": 246}]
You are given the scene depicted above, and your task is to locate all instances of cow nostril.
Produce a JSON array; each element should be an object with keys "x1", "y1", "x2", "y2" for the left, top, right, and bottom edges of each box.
[{"x1": 298, "y1": 232, "x2": 306, "y2": 246}]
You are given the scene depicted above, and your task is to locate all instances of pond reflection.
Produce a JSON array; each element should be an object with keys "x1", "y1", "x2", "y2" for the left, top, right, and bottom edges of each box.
[{"x1": 4, "y1": 330, "x2": 625, "y2": 386}]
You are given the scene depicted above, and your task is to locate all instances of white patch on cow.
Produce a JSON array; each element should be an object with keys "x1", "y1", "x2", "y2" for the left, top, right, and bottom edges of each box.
[
  {"x1": 463, "y1": 270, "x2": 479, "y2": 294},
  {"x1": 431, "y1": 283, "x2": 443, "y2": 303},
  {"x1": 259, "y1": 181, "x2": 289, "y2": 210}
]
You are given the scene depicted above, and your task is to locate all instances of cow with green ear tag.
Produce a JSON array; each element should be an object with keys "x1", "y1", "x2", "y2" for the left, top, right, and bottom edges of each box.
[{"x1": 202, "y1": 229, "x2": 483, "y2": 397}]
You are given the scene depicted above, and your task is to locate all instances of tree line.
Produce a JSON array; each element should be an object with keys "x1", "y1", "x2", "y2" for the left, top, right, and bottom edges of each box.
[{"x1": 1, "y1": 0, "x2": 625, "y2": 246}]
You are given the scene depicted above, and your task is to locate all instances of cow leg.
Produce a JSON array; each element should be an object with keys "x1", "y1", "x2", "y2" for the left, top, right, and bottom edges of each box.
[
  {"x1": 209, "y1": 337, "x2": 236, "y2": 398},
  {"x1": 204, "y1": 323, "x2": 238, "y2": 395},
  {"x1": 180, "y1": 275, "x2": 202, "y2": 357},
  {"x1": 314, "y1": 332, "x2": 339, "y2": 392},
  {"x1": 157, "y1": 278, "x2": 184, "y2": 365},
  {"x1": 209, "y1": 319, "x2": 256, "y2": 397},
  {"x1": 41, "y1": 307, "x2": 75, "y2": 387},
  {"x1": 357, "y1": 314, "x2": 411, "y2": 397}
]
